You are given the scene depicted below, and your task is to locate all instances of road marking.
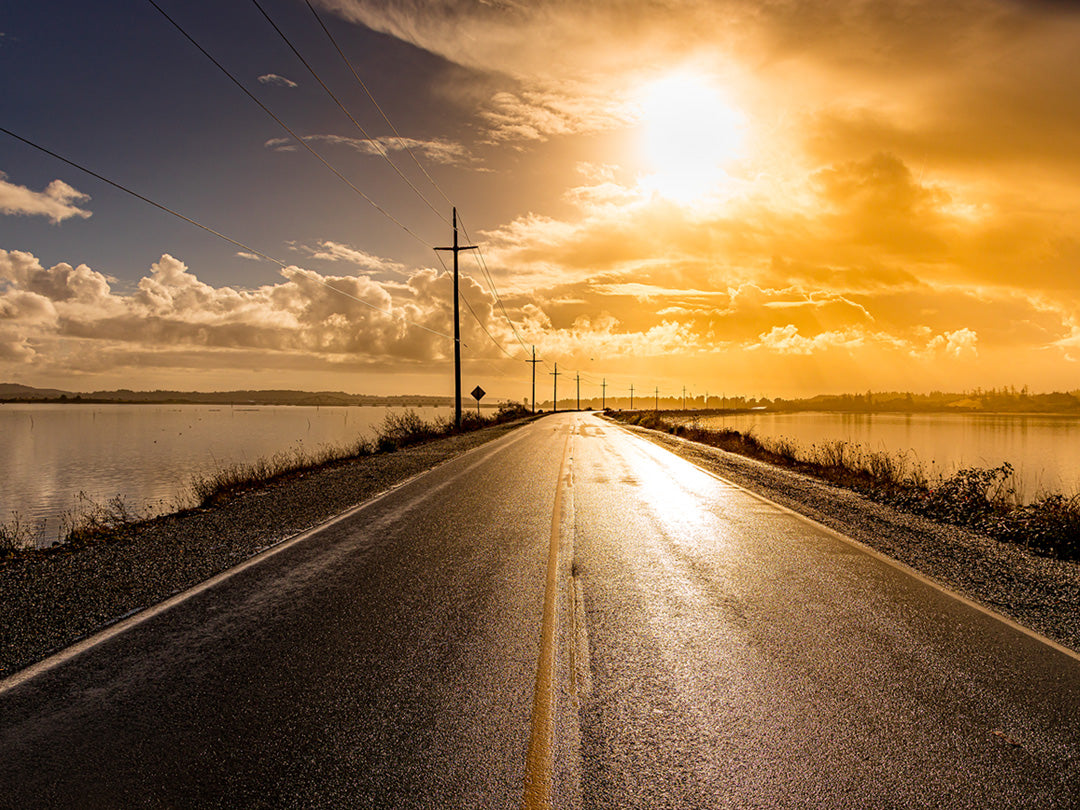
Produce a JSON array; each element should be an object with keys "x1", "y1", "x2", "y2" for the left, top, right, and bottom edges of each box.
[
  {"x1": 606, "y1": 416, "x2": 1080, "y2": 664},
  {"x1": 521, "y1": 425, "x2": 573, "y2": 810},
  {"x1": 0, "y1": 422, "x2": 539, "y2": 697}
]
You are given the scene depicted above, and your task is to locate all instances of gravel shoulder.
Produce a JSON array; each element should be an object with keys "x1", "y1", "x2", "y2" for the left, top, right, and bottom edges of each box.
[
  {"x1": 0, "y1": 418, "x2": 533, "y2": 678},
  {"x1": 609, "y1": 417, "x2": 1080, "y2": 655}
]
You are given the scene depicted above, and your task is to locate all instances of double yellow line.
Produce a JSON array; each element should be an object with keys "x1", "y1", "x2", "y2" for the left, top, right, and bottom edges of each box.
[{"x1": 521, "y1": 427, "x2": 574, "y2": 809}]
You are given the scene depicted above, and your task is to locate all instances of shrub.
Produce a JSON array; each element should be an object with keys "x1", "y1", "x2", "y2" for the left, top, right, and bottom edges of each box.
[{"x1": 989, "y1": 494, "x2": 1080, "y2": 559}]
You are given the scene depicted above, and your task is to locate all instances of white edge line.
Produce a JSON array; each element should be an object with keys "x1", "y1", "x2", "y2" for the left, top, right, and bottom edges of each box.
[
  {"x1": 0, "y1": 425, "x2": 533, "y2": 696},
  {"x1": 602, "y1": 415, "x2": 1080, "y2": 664}
]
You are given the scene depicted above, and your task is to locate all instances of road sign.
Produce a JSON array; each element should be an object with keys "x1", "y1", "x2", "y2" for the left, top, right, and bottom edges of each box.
[{"x1": 471, "y1": 386, "x2": 486, "y2": 401}]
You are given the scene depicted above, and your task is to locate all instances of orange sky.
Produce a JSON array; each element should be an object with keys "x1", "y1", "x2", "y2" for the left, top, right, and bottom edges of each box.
[{"x1": 3, "y1": 0, "x2": 1080, "y2": 399}]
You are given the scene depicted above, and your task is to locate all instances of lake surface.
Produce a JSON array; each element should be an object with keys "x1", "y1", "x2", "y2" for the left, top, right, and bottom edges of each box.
[
  {"x1": 5, "y1": 405, "x2": 1079, "y2": 545},
  {"x1": 683, "y1": 411, "x2": 1080, "y2": 500},
  {"x1": 1, "y1": 403, "x2": 452, "y2": 544}
]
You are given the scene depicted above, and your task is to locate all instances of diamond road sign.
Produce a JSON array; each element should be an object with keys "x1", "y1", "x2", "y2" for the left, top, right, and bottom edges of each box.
[{"x1": 471, "y1": 386, "x2": 486, "y2": 401}]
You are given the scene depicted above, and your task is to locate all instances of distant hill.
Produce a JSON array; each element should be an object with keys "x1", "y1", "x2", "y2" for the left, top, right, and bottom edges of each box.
[
  {"x1": 0, "y1": 383, "x2": 72, "y2": 400},
  {"x1": 0, "y1": 384, "x2": 454, "y2": 407}
]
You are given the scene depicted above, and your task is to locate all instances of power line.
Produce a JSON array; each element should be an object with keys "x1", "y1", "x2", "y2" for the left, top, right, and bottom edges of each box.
[
  {"x1": 144, "y1": 0, "x2": 431, "y2": 249},
  {"x1": 456, "y1": 214, "x2": 531, "y2": 354},
  {"x1": 0, "y1": 125, "x2": 456, "y2": 342},
  {"x1": 249, "y1": 0, "x2": 450, "y2": 226},
  {"x1": 261, "y1": 0, "x2": 539, "y2": 372},
  {"x1": 303, "y1": 0, "x2": 456, "y2": 211},
  {"x1": 433, "y1": 254, "x2": 516, "y2": 360}
]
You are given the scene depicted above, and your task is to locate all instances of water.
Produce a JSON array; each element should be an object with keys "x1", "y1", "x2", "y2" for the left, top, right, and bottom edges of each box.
[
  {"x1": 681, "y1": 411, "x2": 1080, "y2": 501},
  {"x1": 1, "y1": 403, "x2": 451, "y2": 544}
]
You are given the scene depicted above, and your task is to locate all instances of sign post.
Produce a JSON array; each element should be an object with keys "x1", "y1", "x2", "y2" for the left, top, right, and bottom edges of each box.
[{"x1": 471, "y1": 385, "x2": 486, "y2": 417}]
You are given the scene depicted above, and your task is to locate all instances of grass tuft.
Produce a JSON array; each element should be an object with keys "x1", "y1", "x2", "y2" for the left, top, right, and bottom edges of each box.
[{"x1": 0, "y1": 512, "x2": 39, "y2": 558}]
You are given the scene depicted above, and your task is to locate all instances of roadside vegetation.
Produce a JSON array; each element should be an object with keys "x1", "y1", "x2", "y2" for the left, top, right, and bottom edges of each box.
[
  {"x1": 609, "y1": 410, "x2": 1080, "y2": 561},
  {"x1": 0, "y1": 403, "x2": 533, "y2": 558}
]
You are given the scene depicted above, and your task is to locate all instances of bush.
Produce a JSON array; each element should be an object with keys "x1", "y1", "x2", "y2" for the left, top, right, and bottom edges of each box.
[
  {"x1": 918, "y1": 464, "x2": 1017, "y2": 527},
  {"x1": 988, "y1": 494, "x2": 1080, "y2": 559}
]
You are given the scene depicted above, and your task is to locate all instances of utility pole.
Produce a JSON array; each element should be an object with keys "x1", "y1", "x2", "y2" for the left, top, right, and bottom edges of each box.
[
  {"x1": 630, "y1": 384, "x2": 634, "y2": 410},
  {"x1": 434, "y1": 207, "x2": 478, "y2": 430},
  {"x1": 551, "y1": 363, "x2": 561, "y2": 413},
  {"x1": 682, "y1": 386, "x2": 686, "y2": 410},
  {"x1": 576, "y1": 373, "x2": 580, "y2": 411},
  {"x1": 601, "y1": 378, "x2": 607, "y2": 410},
  {"x1": 655, "y1": 386, "x2": 659, "y2": 411},
  {"x1": 527, "y1": 345, "x2": 541, "y2": 413}
]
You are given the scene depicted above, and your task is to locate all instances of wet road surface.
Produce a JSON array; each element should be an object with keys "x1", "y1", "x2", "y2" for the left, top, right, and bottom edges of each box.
[{"x1": 2, "y1": 412, "x2": 1079, "y2": 808}]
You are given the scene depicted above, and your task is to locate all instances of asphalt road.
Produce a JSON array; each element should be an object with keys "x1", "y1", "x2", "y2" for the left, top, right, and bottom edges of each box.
[{"x1": 2, "y1": 412, "x2": 1079, "y2": 808}]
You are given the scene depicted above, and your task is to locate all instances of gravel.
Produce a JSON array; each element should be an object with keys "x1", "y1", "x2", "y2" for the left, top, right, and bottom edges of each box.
[
  {"x1": 0, "y1": 419, "x2": 529, "y2": 678},
  {"x1": 614, "y1": 419, "x2": 1080, "y2": 654},
  {"x1": 5, "y1": 413, "x2": 1079, "y2": 680}
]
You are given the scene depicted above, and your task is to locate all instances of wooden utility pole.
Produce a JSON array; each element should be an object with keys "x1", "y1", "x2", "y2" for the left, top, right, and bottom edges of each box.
[
  {"x1": 601, "y1": 378, "x2": 607, "y2": 410},
  {"x1": 682, "y1": 386, "x2": 686, "y2": 410},
  {"x1": 630, "y1": 384, "x2": 634, "y2": 410},
  {"x1": 434, "y1": 207, "x2": 478, "y2": 430},
  {"x1": 551, "y1": 363, "x2": 561, "y2": 413},
  {"x1": 576, "y1": 373, "x2": 580, "y2": 411},
  {"x1": 527, "y1": 345, "x2": 541, "y2": 413},
  {"x1": 655, "y1": 386, "x2": 659, "y2": 411}
]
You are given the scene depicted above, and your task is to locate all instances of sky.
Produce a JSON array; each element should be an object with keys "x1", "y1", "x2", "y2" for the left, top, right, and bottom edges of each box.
[{"x1": 3, "y1": 0, "x2": 1080, "y2": 402}]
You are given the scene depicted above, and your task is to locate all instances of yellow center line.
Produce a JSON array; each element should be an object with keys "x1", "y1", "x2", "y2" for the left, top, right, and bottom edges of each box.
[{"x1": 521, "y1": 424, "x2": 574, "y2": 810}]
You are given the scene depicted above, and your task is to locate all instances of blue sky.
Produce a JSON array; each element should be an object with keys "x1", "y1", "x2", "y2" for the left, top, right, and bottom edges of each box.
[{"x1": 4, "y1": 1, "x2": 1080, "y2": 399}]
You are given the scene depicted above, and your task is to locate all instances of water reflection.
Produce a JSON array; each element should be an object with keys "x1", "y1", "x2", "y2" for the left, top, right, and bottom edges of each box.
[
  {"x1": 1, "y1": 403, "x2": 451, "y2": 541},
  {"x1": 693, "y1": 411, "x2": 1080, "y2": 501}
]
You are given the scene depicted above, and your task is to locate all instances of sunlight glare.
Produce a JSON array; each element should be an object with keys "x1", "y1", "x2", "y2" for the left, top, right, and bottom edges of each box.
[{"x1": 638, "y1": 73, "x2": 747, "y2": 203}]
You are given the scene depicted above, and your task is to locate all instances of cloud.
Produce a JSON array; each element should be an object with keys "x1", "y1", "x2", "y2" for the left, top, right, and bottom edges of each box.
[
  {"x1": 264, "y1": 133, "x2": 473, "y2": 165},
  {"x1": 923, "y1": 327, "x2": 979, "y2": 359},
  {"x1": 264, "y1": 137, "x2": 298, "y2": 153},
  {"x1": 0, "y1": 172, "x2": 92, "y2": 223},
  {"x1": 300, "y1": 240, "x2": 411, "y2": 277},
  {"x1": 479, "y1": 85, "x2": 635, "y2": 144},
  {"x1": 236, "y1": 252, "x2": 262, "y2": 261},
  {"x1": 0, "y1": 249, "x2": 530, "y2": 379},
  {"x1": 305, "y1": 133, "x2": 473, "y2": 165},
  {"x1": 257, "y1": 73, "x2": 298, "y2": 88}
]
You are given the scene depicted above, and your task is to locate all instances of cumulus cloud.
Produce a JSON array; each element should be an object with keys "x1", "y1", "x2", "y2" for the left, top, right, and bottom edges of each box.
[
  {"x1": 0, "y1": 172, "x2": 92, "y2": 223},
  {"x1": 257, "y1": 73, "x2": 298, "y2": 88},
  {"x1": 0, "y1": 249, "x2": 541, "y2": 380},
  {"x1": 924, "y1": 328, "x2": 979, "y2": 359}
]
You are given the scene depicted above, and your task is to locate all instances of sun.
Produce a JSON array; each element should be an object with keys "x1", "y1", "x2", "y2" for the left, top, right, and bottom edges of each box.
[{"x1": 637, "y1": 73, "x2": 747, "y2": 202}]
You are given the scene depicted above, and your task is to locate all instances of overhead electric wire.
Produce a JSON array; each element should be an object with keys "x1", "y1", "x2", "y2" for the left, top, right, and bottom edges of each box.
[
  {"x1": 303, "y1": 0, "x2": 456, "y2": 211},
  {"x1": 431, "y1": 252, "x2": 517, "y2": 360},
  {"x1": 144, "y1": 0, "x2": 430, "y2": 249},
  {"x1": 0, "y1": 125, "x2": 457, "y2": 342},
  {"x1": 456, "y1": 215, "x2": 532, "y2": 355},
  {"x1": 282, "y1": 0, "x2": 541, "y2": 372},
  {"x1": 248, "y1": 0, "x2": 450, "y2": 226},
  {"x1": 152, "y1": 1, "x2": 551, "y2": 380}
]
